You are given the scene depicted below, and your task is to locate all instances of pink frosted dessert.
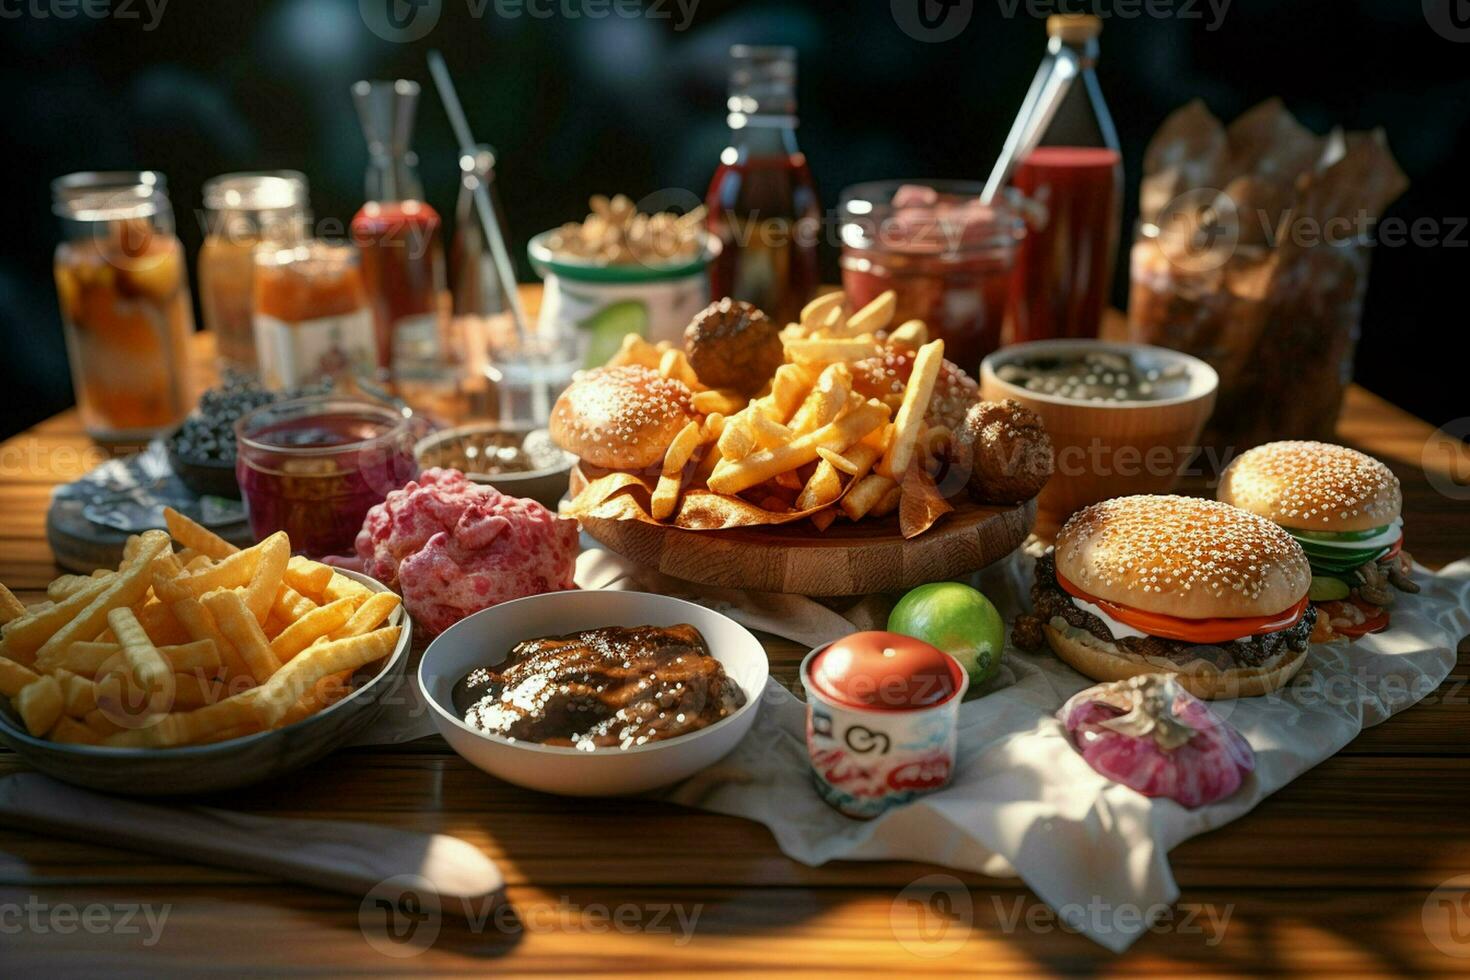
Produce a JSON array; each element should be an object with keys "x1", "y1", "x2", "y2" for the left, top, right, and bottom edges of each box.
[{"x1": 333, "y1": 467, "x2": 578, "y2": 636}]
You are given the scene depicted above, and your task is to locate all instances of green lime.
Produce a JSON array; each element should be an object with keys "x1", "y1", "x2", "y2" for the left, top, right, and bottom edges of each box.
[
  {"x1": 578, "y1": 300, "x2": 648, "y2": 368},
  {"x1": 888, "y1": 582, "x2": 1005, "y2": 687}
]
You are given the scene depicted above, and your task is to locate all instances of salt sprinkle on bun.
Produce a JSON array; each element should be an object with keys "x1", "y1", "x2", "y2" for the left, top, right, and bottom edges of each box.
[
  {"x1": 1055, "y1": 495, "x2": 1310, "y2": 620},
  {"x1": 550, "y1": 365, "x2": 694, "y2": 471},
  {"x1": 1218, "y1": 440, "x2": 1402, "y2": 533}
]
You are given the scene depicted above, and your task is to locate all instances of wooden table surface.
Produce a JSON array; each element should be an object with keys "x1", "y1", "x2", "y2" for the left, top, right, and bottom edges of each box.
[{"x1": 2, "y1": 299, "x2": 1469, "y2": 975}]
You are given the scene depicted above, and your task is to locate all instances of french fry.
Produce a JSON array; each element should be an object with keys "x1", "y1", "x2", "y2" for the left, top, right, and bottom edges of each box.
[
  {"x1": 16, "y1": 676, "x2": 63, "y2": 736},
  {"x1": 810, "y1": 509, "x2": 838, "y2": 532},
  {"x1": 663, "y1": 421, "x2": 703, "y2": 476},
  {"x1": 701, "y1": 412, "x2": 726, "y2": 443},
  {"x1": 165, "y1": 541, "x2": 261, "y2": 599},
  {"x1": 323, "y1": 573, "x2": 371, "y2": 604},
  {"x1": 57, "y1": 639, "x2": 220, "y2": 679},
  {"x1": 796, "y1": 460, "x2": 844, "y2": 511},
  {"x1": 708, "y1": 400, "x2": 889, "y2": 496},
  {"x1": 841, "y1": 474, "x2": 898, "y2": 521},
  {"x1": 45, "y1": 574, "x2": 113, "y2": 603},
  {"x1": 748, "y1": 414, "x2": 795, "y2": 450},
  {"x1": 134, "y1": 598, "x2": 190, "y2": 647},
  {"x1": 272, "y1": 584, "x2": 320, "y2": 624},
  {"x1": 201, "y1": 589, "x2": 282, "y2": 686},
  {"x1": 878, "y1": 338, "x2": 944, "y2": 479},
  {"x1": 0, "y1": 657, "x2": 39, "y2": 697},
  {"x1": 887, "y1": 318, "x2": 928, "y2": 349},
  {"x1": 608, "y1": 333, "x2": 664, "y2": 370},
  {"x1": 691, "y1": 389, "x2": 747, "y2": 416},
  {"x1": 49, "y1": 716, "x2": 100, "y2": 745},
  {"x1": 84, "y1": 708, "x2": 124, "y2": 738},
  {"x1": 169, "y1": 671, "x2": 220, "y2": 711},
  {"x1": 277, "y1": 669, "x2": 355, "y2": 728},
  {"x1": 164, "y1": 506, "x2": 238, "y2": 560},
  {"x1": 169, "y1": 595, "x2": 252, "y2": 685},
  {"x1": 121, "y1": 534, "x2": 143, "y2": 563},
  {"x1": 243, "y1": 533, "x2": 290, "y2": 624},
  {"x1": 650, "y1": 474, "x2": 682, "y2": 521},
  {"x1": 800, "y1": 290, "x2": 845, "y2": 330},
  {"x1": 284, "y1": 556, "x2": 334, "y2": 597},
  {"x1": 103, "y1": 693, "x2": 264, "y2": 749},
  {"x1": 251, "y1": 627, "x2": 400, "y2": 729},
  {"x1": 329, "y1": 592, "x2": 400, "y2": 641},
  {"x1": 872, "y1": 483, "x2": 904, "y2": 518},
  {"x1": 766, "y1": 363, "x2": 815, "y2": 422},
  {"x1": 2, "y1": 574, "x2": 114, "y2": 664},
  {"x1": 657, "y1": 348, "x2": 703, "y2": 390},
  {"x1": 108, "y1": 607, "x2": 172, "y2": 697},
  {"x1": 53, "y1": 669, "x2": 97, "y2": 717},
  {"x1": 184, "y1": 555, "x2": 213, "y2": 573},
  {"x1": 33, "y1": 531, "x2": 169, "y2": 668},
  {"x1": 270, "y1": 597, "x2": 356, "y2": 661},
  {"x1": 716, "y1": 414, "x2": 757, "y2": 460},
  {"x1": 785, "y1": 337, "x2": 881, "y2": 364},
  {"x1": 845, "y1": 289, "x2": 896, "y2": 337},
  {"x1": 789, "y1": 363, "x2": 852, "y2": 434},
  {"x1": 817, "y1": 442, "x2": 883, "y2": 479}
]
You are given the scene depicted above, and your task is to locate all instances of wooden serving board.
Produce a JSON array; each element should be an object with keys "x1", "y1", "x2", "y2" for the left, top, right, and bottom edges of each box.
[{"x1": 581, "y1": 496, "x2": 1037, "y2": 596}]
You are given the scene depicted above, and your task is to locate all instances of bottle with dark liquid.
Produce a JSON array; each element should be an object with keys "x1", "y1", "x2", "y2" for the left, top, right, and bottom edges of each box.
[
  {"x1": 350, "y1": 79, "x2": 447, "y2": 381},
  {"x1": 1003, "y1": 15, "x2": 1122, "y2": 342},
  {"x1": 706, "y1": 45, "x2": 821, "y2": 325}
]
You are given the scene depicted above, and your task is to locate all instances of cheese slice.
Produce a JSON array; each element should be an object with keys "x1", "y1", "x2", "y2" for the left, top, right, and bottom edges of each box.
[{"x1": 1070, "y1": 596, "x2": 1149, "y2": 640}]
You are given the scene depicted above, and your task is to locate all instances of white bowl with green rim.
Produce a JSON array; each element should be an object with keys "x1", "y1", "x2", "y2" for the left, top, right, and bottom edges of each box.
[{"x1": 527, "y1": 229, "x2": 721, "y2": 369}]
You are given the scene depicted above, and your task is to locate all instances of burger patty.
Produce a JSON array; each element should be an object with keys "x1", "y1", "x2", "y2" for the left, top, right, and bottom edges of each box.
[{"x1": 1028, "y1": 555, "x2": 1316, "y2": 670}]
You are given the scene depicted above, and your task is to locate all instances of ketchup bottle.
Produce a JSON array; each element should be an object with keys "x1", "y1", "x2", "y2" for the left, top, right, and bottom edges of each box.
[
  {"x1": 706, "y1": 45, "x2": 821, "y2": 326},
  {"x1": 351, "y1": 79, "x2": 447, "y2": 381},
  {"x1": 1002, "y1": 15, "x2": 1122, "y2": 342}
]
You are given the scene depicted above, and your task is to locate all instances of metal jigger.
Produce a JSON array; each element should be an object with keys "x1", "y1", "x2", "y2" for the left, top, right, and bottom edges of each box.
[{"x1": 351, "y1": 79, "x2": 423, "y2": 202}]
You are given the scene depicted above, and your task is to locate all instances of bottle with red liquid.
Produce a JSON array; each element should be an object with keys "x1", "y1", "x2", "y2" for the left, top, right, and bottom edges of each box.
[
  {"x1": 706, "y1": 45, "x2": 821, "y2": 326},
  {"x1": 351, "y1": 79, "x2": 447, "y2": 381},
  {"x1": 1001, "y1": 15, "x2": 1122, "y2": 342}
]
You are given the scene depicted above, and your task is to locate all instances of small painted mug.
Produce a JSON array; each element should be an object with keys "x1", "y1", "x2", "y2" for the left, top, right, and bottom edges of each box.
[{"x1": 799, "y1": 631, "x2": 967, "y2": 820}]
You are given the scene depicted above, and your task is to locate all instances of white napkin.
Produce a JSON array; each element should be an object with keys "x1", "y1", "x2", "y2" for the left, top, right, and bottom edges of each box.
[{"x1": 589, "y1": 542, "x2": 1469, "y2": 952}]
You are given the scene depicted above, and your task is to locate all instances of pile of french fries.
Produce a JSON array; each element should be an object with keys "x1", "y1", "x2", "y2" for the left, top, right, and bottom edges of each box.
[
  {"x1": 0, "y1": 509, "x2": 401, "y2": 749},
  {"x1": 581, "y1": 289, "x2": 954, "y2": 537}
]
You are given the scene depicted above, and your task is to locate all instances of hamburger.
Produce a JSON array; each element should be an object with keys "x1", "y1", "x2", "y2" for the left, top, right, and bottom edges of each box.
[
  {"x1": 1218, "y1": 441, "x2": 1417, "y2": 641},
  {"x1": 1018, "y1": 495, "x2": 1315, "y2": 699},
  {"x1": 550, "y1": 364, "x2": 695, "y2": 472}
]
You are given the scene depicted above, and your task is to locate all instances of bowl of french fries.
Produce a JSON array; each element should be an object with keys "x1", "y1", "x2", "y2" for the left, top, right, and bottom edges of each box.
[
  {"x1": 0, "y1": 509, "x2": 412, "y2": 795},
  {"x1": 556, "y1": 290, "x2": 1042, "y2": 594}
]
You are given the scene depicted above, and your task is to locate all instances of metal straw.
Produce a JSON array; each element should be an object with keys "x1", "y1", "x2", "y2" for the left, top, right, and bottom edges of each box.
[
  {"x1": 426, "y1": 51, "x2": 530, "y2": 345},
  {"x1": 980, "y1": 44, "x2": 1080, "y2": 205}
]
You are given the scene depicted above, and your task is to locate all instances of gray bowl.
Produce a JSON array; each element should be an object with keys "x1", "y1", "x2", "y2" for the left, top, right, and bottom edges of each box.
[
  {"x1": 0, "y1": 570, "x2": 412, "y2": 796},
  {"x1": 414, "y1": 423, "x2": 575, "y2": 509}
]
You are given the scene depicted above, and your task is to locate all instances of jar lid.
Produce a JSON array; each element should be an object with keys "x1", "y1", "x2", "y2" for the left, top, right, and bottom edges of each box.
[
  {"x1": 804, "y1": 631, "x2": 964, "y2": 712},
  {"x1": 838, "y1": 180, "x2": 1025, "y2": 256},
  {"x1": 204, "y1": 171, "x2": 309, "y2": 212}
]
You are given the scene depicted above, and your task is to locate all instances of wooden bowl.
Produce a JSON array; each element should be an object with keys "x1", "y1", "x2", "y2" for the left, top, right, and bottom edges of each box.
[
  {"x1": 580, "y1": 496, "x2": 1036, "y2": 596},
  {"x1": 980, "y1": 340, "x2": 1218, "y2": 531}
]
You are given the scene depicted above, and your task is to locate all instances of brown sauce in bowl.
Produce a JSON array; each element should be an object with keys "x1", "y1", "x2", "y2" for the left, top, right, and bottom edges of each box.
[{"x1": 451, "y1": 624, "x2": 747, "y2": 751}]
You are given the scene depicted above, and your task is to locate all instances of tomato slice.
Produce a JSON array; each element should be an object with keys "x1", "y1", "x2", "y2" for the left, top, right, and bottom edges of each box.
[
  {"x1": 1316, "y1": 599, "x2": 1390, "y2": 638},
  {"x1": 1377, "y1": 534, "x2": 1403, "y2": 564},
  {"x1": 1055, "y1": 570, "x2": 1311, "y2": 644}
]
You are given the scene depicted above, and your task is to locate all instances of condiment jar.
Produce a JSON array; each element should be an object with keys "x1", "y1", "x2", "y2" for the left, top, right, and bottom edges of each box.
[{"x1": 799, "y1": 631, "x2": 967, "y2": 819}]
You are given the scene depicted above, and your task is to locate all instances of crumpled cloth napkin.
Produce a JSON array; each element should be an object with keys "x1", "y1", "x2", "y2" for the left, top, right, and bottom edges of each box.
[{"x1": 583, "y1": 541, "x2": 1470, "y2": 952}]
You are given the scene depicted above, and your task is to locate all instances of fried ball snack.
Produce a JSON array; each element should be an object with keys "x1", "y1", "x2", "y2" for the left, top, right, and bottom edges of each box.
[
  {"x1": 684, "y1": 298, "x2": 784, "y2": 395},
  {"x1": 955, "y1": 398, "x2": 1054, "y2": 504}
]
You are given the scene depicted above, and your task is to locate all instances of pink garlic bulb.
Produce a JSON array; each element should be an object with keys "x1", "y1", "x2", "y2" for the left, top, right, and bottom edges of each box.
[{"x1": 1057, "y1": 674, "x2": 1254, "y2": 808}]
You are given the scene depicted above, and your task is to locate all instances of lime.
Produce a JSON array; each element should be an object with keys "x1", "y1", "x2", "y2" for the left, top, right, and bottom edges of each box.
[
  {"x1": 578, "y1": 300, "x2": 648, "y2": 368},
  {"x1": 888, "y1": 582, "x2": 1005, "y2": 687}
]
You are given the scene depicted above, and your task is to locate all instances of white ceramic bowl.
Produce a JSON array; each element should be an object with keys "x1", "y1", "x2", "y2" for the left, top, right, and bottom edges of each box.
[{"x1": 418, "y1": 590, "x2": 767, "y2": 796}]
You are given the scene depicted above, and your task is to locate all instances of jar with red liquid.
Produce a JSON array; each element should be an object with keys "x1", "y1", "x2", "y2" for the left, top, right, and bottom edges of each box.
[
  {"x1": 235, "y1": 397, "x2": 418, "y2": 557},
  {"x1": 1003, "y1": 16, "x2": 1122, "y2": 343},
  {"x1": 351, "y1": 80, "x2": 447, "y2": 382},
  {"x1": 706, "y1": 45, "x2": 821, "y2": 326},
  {"x1": 839, "y1": 180, "x2": 1025, "y2": 376}
]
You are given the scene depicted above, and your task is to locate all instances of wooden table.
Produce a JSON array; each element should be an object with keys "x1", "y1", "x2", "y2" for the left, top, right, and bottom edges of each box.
[{"x1": 2, "y1": 302, "x2": 1468, "y2": 974}]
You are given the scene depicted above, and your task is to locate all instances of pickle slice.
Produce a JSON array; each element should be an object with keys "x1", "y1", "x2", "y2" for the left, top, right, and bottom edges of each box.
[{"x1": 1308, "y1": 576, "x2": 1352, "y2": 602}]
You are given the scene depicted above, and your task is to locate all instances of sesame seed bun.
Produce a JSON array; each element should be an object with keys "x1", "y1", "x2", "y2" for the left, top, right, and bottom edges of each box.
[
  {"x1": 1055, "y1": 495, "x2": 1311, "y2": 620},
  {"x1": 550, "y1": 365, "x2": 694, "y2": 471},
  {"x1": 1218, "y1": 441, "x2": 1402, "y2": 533},
  {"x1": 1041, "y1": 622, "x2": 1308, "y2": 700}
]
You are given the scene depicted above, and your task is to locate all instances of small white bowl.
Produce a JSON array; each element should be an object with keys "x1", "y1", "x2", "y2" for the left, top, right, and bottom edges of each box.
[{"x1": 418, "y1": 590, "x2": 767, "y2": 796}]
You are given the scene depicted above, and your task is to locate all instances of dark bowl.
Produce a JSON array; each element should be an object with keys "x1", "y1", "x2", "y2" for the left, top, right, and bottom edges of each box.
[
  {"x1": 414, "y1": 424, "x2": 575, "y2": 510},
  {"x1": 166, "y1": 440, "x2": 242, "y2": 500},
  {"x1": 0, "y1": 570, "x2": 412, "y2": 796}
]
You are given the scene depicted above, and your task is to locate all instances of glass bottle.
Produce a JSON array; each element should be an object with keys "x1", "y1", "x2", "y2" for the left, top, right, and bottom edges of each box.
[
  {"x1": 1003, "y1": 15, "x2": 1123, "y2": 343},
  {"x1": 705, "y1": 45, "x2": 821, "y2": 326},
  {"x1": 199, "y1": 171, "x2": 311, "y2": 373},
  {"x1": 252, "y1": 241, "x2": 375, "y2": 390},
  {"x1": 350, "y1": 79, "x2": 447, "y2": 382},
  {"x1": 51, "y1": 171, "x2": 194, "y2": 442}
]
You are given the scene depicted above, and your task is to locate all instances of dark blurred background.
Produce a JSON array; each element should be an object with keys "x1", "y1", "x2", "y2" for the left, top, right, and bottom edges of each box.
[{"x1": 2, "y1": 0, "x2": 1466, "y2": 439}]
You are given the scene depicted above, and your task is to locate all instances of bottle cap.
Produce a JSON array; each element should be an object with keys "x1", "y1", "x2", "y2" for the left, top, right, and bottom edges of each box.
[
  {"x1": 728, "y1": 44, "x2": 797, "y2": 120},
  {"x1": 1047, "y1": 14, "x2": 1102, "y2": 42}
]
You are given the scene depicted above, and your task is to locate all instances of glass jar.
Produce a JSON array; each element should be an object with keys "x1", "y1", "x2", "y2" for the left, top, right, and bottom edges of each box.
[
  {"x1": 252, "y1": 241, "x2": 377, "y2": 390},
  {"x1": 1126, "y1": 215, "x2": 1369, "y2": 450},
  {"x1": 51, "y1": 171, "x2": 195, "y2": 442},
  {"x1": 839, "y1": 180, "x2": 1024, "y2": 377},
  {"x1": 199, "y1": 171, "x2": 311, "y2": 372},
  {"x1": 235, "y1": 397, "x2": 418, "y2": 557}
]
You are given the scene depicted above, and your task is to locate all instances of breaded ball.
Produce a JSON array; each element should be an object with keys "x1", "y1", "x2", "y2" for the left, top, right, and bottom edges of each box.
[
  {"x1": 955, "y1": 399, "x2": 1053, "y2": 504},
  {"x1": 683, "y1": 298, "x2": 783, "y2": 394}
]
